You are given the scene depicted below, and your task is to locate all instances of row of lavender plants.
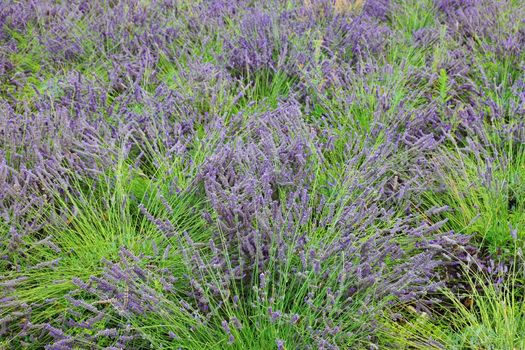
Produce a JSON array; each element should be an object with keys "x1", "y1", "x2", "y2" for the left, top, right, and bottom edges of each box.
[{"x1": 1, "y1": 0, "x2": 525, "y2": 349}]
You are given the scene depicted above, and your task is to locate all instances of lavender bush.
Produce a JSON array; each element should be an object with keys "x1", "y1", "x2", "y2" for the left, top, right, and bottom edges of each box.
[{"x1": 1, "y1": 0, "x2": 525, "y2": 348}]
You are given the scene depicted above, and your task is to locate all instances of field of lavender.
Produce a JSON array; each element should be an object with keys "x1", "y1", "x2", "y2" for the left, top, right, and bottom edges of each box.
[{"x1": 1, "y1": 0, "x2": 525, "y2": 349}]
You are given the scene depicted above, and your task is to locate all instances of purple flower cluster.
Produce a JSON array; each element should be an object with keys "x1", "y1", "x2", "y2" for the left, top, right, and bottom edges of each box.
[{"x1": 1, "y1": 0, "x2": 524, "y2": 348}]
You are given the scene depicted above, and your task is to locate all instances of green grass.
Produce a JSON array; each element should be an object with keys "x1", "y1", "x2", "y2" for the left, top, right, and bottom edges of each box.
[
  {"x1": 382, "y1": 258, "x2": 525, "y2": 349},
  {"x1": 0, "y1": 150, "x2": 211, "y2": 348},
  {"x1": 422, "y1": 128, "x2": 525, "y2": 256}
]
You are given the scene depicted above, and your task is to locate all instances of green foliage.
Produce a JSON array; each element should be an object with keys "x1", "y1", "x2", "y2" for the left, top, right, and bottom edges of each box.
[
  {"x1": 382, "y1": 259, "x2": 525, "y2": 350},
  {"x1": 423, "y1": 131, "x2": 525, "y2": 256}
]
